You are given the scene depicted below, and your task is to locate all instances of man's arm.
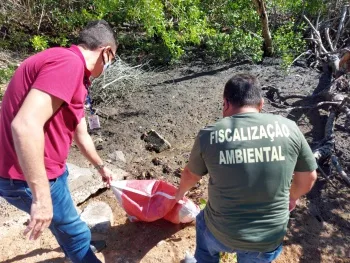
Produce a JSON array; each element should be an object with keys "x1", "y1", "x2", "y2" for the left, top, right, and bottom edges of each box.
[
  {"x1": 289, "y1": 124, "x2": 318, "y2": 211},
  {"x1": 74, "y1": 117, "x2": 115, "y2": 186},
  {"x1": 289, "y1": 170, "x2": 317, "y2": 211},
  {"x1": 175, "y1": 132, "x2": 207, "y2": 201},
  {"x1": 175, "y1": 166, "x2": 202, "y2": 201},
  {"x1": 290, "y1": 170, "x2": 317, "y2": 200},
  {"x1": 11, "y1": 89, "x2": 64, "y2": 240}
]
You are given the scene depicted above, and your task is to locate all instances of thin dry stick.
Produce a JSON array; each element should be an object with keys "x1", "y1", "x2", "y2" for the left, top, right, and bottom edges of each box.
[{"x1": 37, "y1": 3, "x2": 45, "y2": 33}]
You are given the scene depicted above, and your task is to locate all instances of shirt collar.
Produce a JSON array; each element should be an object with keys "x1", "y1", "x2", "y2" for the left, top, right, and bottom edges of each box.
[{"x1": 68, "y1": 45, "x2": 92, "y2": 80}]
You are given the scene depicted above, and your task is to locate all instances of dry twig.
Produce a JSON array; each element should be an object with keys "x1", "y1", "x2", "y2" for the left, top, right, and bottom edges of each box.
[{"x1": 90, "y1": 57, "x2": 148, "y2": 105}]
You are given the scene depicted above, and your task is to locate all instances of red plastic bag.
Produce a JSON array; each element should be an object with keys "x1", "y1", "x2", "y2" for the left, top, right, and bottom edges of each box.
[{"x1": 111, "y1": 180, "x2": 199, "y2": 223}]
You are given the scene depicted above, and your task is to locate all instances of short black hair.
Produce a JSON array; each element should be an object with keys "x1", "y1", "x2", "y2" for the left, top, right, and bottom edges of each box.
[
  {"x1": 78, "y1": 20, "x2": 117, "y2": 51},
  {"x1": 223, "y1": 74, "x2": 262, "y2": 107}
]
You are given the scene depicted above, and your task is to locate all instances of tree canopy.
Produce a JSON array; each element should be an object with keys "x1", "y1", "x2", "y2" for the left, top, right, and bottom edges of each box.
[{"x1": 0, "y1": 0, "x2": 348, "y2": 65}]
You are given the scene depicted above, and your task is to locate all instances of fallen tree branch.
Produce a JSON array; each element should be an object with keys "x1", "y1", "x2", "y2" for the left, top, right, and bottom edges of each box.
[
  {"x1": 320, "y1": 47, "x2": 350, "y2": 56},
  {"x1": 267, "y1": 101, "x2": 341, "y2": 113},
  {"x1": 331, "y1": 155, "x2": 350, "y2": 186},
  {"x1": 313, "y1": 109, "x2": 336, "y2": 163},
  {"x1": 317, "y1": 164, "x2": 337, "y2": 188}
]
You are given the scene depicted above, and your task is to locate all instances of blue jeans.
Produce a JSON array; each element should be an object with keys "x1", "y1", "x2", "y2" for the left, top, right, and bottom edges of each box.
[
  {"x1": 0, "y1": 169, "x2": 101, "y2": 263},
  {"x1": 195, "y1": 211, "x2": 283, "y2": 263}
]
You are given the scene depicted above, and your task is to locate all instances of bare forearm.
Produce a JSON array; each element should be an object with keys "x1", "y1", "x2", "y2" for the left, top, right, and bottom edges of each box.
[
  {"x1": 75, "y1": 133, "x2": 103, "y2": 167},
  {"x1": 176, "y1": 166, "x2": 201, "y2": 198},
  {"x1": 11, "y1": 123, "x2": 50, "y2": 201}
]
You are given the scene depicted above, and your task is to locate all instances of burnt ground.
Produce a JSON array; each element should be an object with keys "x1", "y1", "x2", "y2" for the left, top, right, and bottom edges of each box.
[{"x1": 0, "y1": 59, "x2": 349, "y2": 263}]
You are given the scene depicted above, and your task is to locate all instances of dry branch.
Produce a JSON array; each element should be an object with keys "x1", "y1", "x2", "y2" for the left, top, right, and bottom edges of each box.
[
  {"x1": 313, "y1": 109, "x2": 336, "y2": 163},
  {"x1": 303, "y1": 15, "x2": 328, "y2": 54},
  {"x1": 325, "y1": 27, "x2": 335, "y2": 51},
  {"x1": 331, "y1": 155, "x2": 350, "y2": 186},
  {"x1": 90, "y1": 57, "x2": 148, "y2": 105},
  {"x1": 267, "y1": 101, "x2": 341, "y2": 113},
  {"x1": 334, "y1": 5, "x2": 349, "y2": 48}
]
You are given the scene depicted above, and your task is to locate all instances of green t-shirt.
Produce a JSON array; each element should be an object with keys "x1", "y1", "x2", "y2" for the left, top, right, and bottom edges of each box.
[{"x1": 187, "y1": 112, "x2": 317, "y2": 252}]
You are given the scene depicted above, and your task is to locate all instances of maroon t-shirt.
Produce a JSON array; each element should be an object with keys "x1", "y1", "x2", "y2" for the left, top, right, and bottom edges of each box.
[{"x1": 0, "y1": 45, "x2": 90, "y2": 180}]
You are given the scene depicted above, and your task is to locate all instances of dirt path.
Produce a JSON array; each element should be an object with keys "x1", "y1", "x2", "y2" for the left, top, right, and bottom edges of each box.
[{"x1": 0, "y1": 60, "x2": 349, "y2": 263}]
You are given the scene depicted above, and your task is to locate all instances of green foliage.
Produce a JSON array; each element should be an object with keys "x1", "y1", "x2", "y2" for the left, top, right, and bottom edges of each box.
[
  {"x1": 206, "y1": 30, "x2": 263, "y2": 62},
  {"x1": 0, "y1": 0, "x2": 333, "y2": 63},
  {"x1": 199, "y1": 198, "x2": 207, "y2": 210},
  {"x1": 0, "y1": 66, "x2": 15, "y2": 85},
  {"x1": 201, "y1": 1, "x2": 263, "y2": 62},
  {"x1": 273, "y1": 22, "x2": 306, "y2": 70},
  {"x1": 271, "y1": 0, "x2": 326, "y2": 17},
  {"x1": 31, "y1": 36, "x2": 49, "y2": 51}
]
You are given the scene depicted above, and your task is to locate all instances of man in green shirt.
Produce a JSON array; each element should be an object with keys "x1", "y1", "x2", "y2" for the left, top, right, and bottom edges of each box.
[{"x1": 176, "y1": 74, "x2": 317, "y2": 263}]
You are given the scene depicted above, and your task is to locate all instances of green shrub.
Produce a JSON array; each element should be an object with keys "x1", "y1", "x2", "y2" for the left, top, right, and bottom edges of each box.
[
  {"x1": 0, "y1": 66, "x2": 15, "y2": 85},
  {"x1": 31, "y1": 35, "x2": 49, "y2": 51},
  {"x1": 273, "y1": 22, "x2": 306, "y2": 70}
]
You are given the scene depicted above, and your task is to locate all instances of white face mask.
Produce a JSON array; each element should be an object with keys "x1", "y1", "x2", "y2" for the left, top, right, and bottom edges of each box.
[{"x1": 103, "y1": 61, "x2": 111, "y2": 72}]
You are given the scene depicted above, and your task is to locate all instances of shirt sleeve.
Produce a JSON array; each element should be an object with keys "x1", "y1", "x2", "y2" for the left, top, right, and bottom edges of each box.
[
  {"x1": 32, "y1": 55, "x2": 84, "y2": 104},
  {"x1": 294, "y1": 128, "x2": 318, "y2": 172},
  {"x1": 187, "y1": 132, "x2": 208, "y2": 176}
]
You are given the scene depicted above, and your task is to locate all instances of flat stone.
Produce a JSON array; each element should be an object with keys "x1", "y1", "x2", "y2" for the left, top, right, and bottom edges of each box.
[
  {"x1": 108, "y1": 151, "x2": 126, "y2": 167},
  {"x1": 143, "y1": 130, "x2": 171, "y2": 153},
  {"x1": 80, "y1": 201, "x2": 113, "y2": 234},
  {"x1": 68, "y1": 163, "x2": 129, "y2": 205},
  {"x1": 67, "y1": 163, "x2": 104, "y2": 204}
]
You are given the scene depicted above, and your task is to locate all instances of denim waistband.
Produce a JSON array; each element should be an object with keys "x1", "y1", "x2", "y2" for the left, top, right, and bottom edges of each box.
[{"x1": 0, "y1": 177, "x2": 57, "y2": 183}]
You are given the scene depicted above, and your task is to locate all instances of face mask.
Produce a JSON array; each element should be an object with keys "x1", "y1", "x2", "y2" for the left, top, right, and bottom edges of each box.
[{"x1": 103, "y1": 61, "x2": 111, "y2": 72}]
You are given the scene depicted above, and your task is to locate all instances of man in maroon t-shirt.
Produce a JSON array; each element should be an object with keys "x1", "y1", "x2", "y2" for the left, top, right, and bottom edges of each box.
[{"x1": 0, "y1": 20, "x2": 118, "y2": 263}]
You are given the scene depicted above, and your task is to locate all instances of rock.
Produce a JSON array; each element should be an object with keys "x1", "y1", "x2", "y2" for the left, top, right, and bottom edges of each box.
[
  {"x1": 157, "y1": 240, "x2": 166, "y2": 246},
  {"x1": 108, "y1": 151, "x2": 126, "y2": 167},
  {"x1": 67, "y1": 163, "x2": 105, "y2": 204},
  {"x1": 146, "y1": 171, "x2": 154, "y2": 178},
  {"x1": 142, "y1": 130, "x2": 171, "y2": 153},
  {"x1": 152, "y1": 157, "x2": 162, "y2": 166},
  {"x1": 96, "y1": 145, "x2": 103, "y2": 150},
  {"x1": 162, "y1": 164, "x2": 172, "y2": 174},
  {"x1": 94, "y1": 137, "x2": 103, "y2": 144},
  {"x1": 174, "y1": 168, "x2": 183, "y2": 178},
  {"x1": 68, "y1": 164, "x2": 128, "y2": 205},
  {"x1": 109, "y1": 151, "x2": 126, "y2": 162},
  {"x1": 138, "y1": 171, "x2": 147, "y2": 179},
  {"x1": 80, "y1": 201, "x2": 113, "y2": 234}
]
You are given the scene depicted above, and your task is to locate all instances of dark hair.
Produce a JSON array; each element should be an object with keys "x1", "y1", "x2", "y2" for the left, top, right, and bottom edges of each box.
[
  {"x1": 78, "y1": 20, "x2": 117, "y2": 51},
  {"x1": 223, "y1": 74, "x2": 262, "y2": 107}
]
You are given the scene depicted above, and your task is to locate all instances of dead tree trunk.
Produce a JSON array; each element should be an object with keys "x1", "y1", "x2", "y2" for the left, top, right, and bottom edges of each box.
[{"x1": 253, "y1": 0, "x2": 273, "y2": 56}]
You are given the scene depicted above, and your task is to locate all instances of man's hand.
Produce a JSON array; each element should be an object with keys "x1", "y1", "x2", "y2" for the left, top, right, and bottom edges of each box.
[
  {"x1": 289, "y1": 198, "x2": 299, "y2": 212},
  {"x1": 176, "y1": 166, "x2": 201, "y2": 202},
  {"x1": 24, "y1": 197, "x2": 53, "y2": 240},
  {"x1": 175, "y1": 190, "x2": 186, "y2": 202},
  {"x1": 98, "y1": 166, "x2": 116, "y2": 187}
]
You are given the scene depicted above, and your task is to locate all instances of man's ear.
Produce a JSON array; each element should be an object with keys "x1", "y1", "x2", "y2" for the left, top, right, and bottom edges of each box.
[
  {"x1": 258, "y1": 98, "x2": 264, "y2": 112},
  {"x1": 224, "y1": 98, "x2": 230, "y2": 111}
]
